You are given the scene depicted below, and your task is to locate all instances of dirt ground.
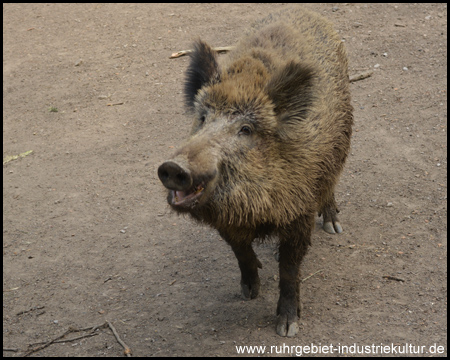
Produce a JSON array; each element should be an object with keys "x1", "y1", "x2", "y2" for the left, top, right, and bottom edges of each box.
[{"x1": 3, "y1": 3, "x2": 447, "y2": 357}]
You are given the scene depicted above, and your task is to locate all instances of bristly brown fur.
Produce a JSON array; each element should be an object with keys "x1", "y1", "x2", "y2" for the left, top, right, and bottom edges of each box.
[
  {"x1": 178, "y1": 7, "x2": 353, "y2": 233},
  {"x1": 159, "y1": 6, "x2": 353, "y2": 337},
  {"x1": 184, "y1": 41, "x2": 220, "y2": 109}
]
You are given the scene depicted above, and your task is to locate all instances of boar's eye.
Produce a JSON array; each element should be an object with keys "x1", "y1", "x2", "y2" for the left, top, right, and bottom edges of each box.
[
  {"x1": 199, "y1": 115, "x2": 206, "y2": 123},
  {"x1": 239, "y1": 125, "x2": 252, "y2": 136}
]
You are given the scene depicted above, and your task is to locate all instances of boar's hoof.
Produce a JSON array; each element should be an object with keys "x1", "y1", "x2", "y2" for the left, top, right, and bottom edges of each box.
[
  {"x1": 321, "y1": 206, "x2": 343, "y2": 234},
  {"x1": 240, "y1": 278, "x2": 260, "y2": 300},
  {"x1": 323, "y1": 220, "x2": 343, "y2": 234},
  {"x1": 276, "y1": 314, "x2": 299, "y2": 337}
]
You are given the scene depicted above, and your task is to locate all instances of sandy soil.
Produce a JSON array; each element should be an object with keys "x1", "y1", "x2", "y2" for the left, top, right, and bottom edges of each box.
[{"x1": 3, "y1": 3, "x2": 447, "y2": 357}]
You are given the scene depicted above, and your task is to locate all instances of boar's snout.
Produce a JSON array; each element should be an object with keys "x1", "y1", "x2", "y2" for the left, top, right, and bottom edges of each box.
[{"x1": 158, "y1": 161, "x2": 193, "y2": 191}]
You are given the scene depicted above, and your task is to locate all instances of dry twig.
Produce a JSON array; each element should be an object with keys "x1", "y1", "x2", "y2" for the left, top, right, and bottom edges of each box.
[
  {"x1": 382, "y1": 275, "x2": 405, "y2": 282},
  {"x1": 169, "y1": 46, "x2": 235, "y2": 59},
  {"x1": 107, "y1": 321, "x2": 132, "y2": 357},
  {"x1": 301, "y1": 269, "x2": 324, "y2": 283},
  {"x1": 349, "y1": 70, "x2": 373, "y2": 82},
  {"x1": 22, "y1": 322, "x2": 114, "y2": 357},
  {"x1": 16, "y1": 306, "x2": 45, "y2": 316},
  {"x1": 28, "y1": 332, "x2": 99, "y2": 346},
  {"x1": 169, "y1": 44, "x2": 375, "y2": 87},
  {"x1": 169, "y1": 45, "x2": 373, "y2": 85},
  {"x1": 24, "y1": 328, "x2": 78, "y2": 357}
]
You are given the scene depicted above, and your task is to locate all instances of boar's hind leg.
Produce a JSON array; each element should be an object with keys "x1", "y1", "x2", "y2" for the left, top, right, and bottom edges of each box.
[
  {"x1": 276, "y1": 218, "x2": 312, "y2": 337},
  {"x1": 320, "y1": 193, "x2": 343, "y2": 234},
  {"x1": 222, "y1": 233, "x2": 262, "y2": 300}
]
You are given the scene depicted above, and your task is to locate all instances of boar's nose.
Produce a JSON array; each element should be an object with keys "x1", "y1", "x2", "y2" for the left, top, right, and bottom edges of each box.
[{"x1": 158, "y1": 161, "x2": 193, "y2": 191}]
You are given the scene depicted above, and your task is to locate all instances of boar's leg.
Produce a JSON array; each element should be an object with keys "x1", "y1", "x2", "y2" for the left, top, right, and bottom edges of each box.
[
  {"x1": 232, "y1": 243, "x2": 263, "y2": 300},
  {"x1": 221, "y1": 232, "x2": 262, "y2": 300},
  {"x1": 319, "y1": 193, "x2": 343, "y2": 234},
  {"x1": 276, "y1": 217, "x2": 312, "y2": 337}
]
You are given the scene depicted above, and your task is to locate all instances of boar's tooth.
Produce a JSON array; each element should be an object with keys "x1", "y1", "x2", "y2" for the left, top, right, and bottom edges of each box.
[
  {"x1": 175, "y1": 190, "x2": 185, "y2": 202},
  {"x1": 195, "y1": 184, "x2": 204, "y2": 194}
]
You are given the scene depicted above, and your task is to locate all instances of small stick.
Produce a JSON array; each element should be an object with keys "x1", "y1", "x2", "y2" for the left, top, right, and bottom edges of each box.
[
  {"x1": 29, "y1": 333, "x2": 98, "y2": 346},
  {"x1": 3, "y1": 348, "x2": 19, "y2": 352},
  {"x1": 169, "y1": 46, "x2": 235, "y2": 59},
  {"x1": 382, "y1": 275, "x2": 405, "y2": 282},
  {"x1": 107, "y1": 321, "x2": 132, "y2": 357},
  {"x1": 16, "y1": 306, "x2": 45, "y2": 316},
  {"x1": 301, "y1": 269, "x2": 324, "y2": 283},
  {"x1": 170, "y1": 45, "x2": 373, "y2": 85},
  {"x1": 349, "y1": 70, "x2": 373, "y2": 83},
  {"x1": 24, "y1": 323, "x2": 108, "y2": 357},
  {"x1": 3, "y1": 287, "x2": 20, "y2": 292},
  {"x1": 24, "y1": 328, "x2": 74, "y2": 357}
]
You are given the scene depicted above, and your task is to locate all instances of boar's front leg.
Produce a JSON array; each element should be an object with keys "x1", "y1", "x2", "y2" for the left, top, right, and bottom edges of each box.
[
  {"x1": 276, "y1": 217, "x2": 312, "y2": 337},
  {"x1": 220, "y1": 231, "x2": 262, "y2": 300}
]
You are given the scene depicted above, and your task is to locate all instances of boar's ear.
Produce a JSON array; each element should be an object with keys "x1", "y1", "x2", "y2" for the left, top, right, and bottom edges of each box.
[
  {"x1": 184, "y1": 40, "x2": 220, "y2": 109},
  {"x1": 266, "y1": 61, "x2": 314, "y2": 121}
]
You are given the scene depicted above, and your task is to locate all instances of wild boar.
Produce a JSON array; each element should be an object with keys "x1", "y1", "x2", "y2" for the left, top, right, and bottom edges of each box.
[{"x1": 157, "y1": 7, "x2": 353, "y2": 337}]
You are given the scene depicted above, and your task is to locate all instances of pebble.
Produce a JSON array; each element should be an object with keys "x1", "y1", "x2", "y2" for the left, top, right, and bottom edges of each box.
[{"x1": 403, "y1": 67, "x2": 408, "y2": 71}]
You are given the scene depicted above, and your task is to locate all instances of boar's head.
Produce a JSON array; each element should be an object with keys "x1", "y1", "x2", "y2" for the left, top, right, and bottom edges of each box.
[{"x1": 158, "y1": 40, "x2": 316, "y2": 229}]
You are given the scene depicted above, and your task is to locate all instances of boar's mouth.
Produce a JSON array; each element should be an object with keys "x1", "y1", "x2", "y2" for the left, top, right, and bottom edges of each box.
[
  {"x1": 158, "y1": 160, "x2": 215, "y2": 209},
  {"x1": 170, "y1": 183, "x2": 205, "y2": 207}
]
